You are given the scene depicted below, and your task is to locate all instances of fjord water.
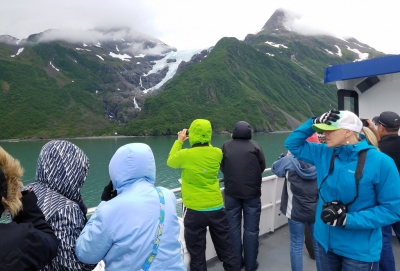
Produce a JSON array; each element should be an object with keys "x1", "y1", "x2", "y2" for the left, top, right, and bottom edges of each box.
[{"x1": 1, "y1": 133, "x2": 289, "y2": 209}]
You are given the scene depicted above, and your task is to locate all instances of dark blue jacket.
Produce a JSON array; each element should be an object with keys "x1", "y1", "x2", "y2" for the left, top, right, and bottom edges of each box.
[{"x1": 272, "y1": 154, "x2": 318, "y2": 223}]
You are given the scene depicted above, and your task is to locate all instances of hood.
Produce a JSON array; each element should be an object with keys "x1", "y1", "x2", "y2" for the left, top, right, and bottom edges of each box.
[
  {"x1": 286, "y1": 154, "x2": 317, "y2": 180},
  {"x1": 232, "y1": 121, "x2": 252, "y2": 139},
  {"x1": 109, "y1": 143, "x2": 155, "y2": 191},
  {"x1": 35, "y1": 140, "x2": 89, "y2": 201},
  {"x1": 0, "y1": 147, "x2": 24, "y2": 217},
  {"x1": 188, "y1": 119, "x2": 212, "y2": 147}
]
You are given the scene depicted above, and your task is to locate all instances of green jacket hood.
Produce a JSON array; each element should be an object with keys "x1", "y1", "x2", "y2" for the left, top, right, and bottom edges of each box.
[{"x1": 189, "y1": 119, "x2": 212, "y2": 147}]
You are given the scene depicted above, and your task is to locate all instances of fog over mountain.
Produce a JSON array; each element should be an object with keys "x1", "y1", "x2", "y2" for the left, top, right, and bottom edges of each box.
[{"x1": 1, "y1": 0, "x2": 399, "y2": 53}]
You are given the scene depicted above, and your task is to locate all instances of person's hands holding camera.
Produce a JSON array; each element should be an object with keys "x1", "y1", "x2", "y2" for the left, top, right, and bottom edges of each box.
[
  {"x1": 101, "y1": 181, "x2": 117, "y2": 201},
  {"x1": 177, "y1": 129, "x2": 189, "y2": 142},
  {"x1": 321, "y1": 201, "x2": 347, "y2": 227},
  {"x1": 314, "y1": 109, "x2": 340, "y2": 125}
]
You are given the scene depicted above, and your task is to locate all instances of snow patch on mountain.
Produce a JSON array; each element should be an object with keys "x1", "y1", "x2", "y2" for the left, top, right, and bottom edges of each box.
[
  {"x1": 346, "y1": 46, "x2": 368, "y2": 61},
  {"x1": 109, "y1": 52, "x2": 131, "y2": 61},
  {"x1": 76, "y1": 48, "x2": 91, "y2": 51},
  {"x1": 142, "y1": 48, "x2": 205, "y2": 93},
  {"x1": 133, "y1": 97, "x2": 141, "y2": 110},
  {"x1": 265, "y1": 41, "x2": 288, "y2": 48},
  {"x1": 11, "y1": 47, "x2": 24, "y2": 57},
  {"x1": 50, "y1": 61, "x2": 59, "y2": 71},
  {"x1": 334, "y1": 45, "x2": 342, "y2": 57},
  {"x1": 96, "y1": 55, "x2": 104, "y2": 61}
]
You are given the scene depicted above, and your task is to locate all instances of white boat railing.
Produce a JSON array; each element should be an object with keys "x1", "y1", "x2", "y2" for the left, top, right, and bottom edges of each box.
[{"x1": 88, "y1": 169, "x2": 286, "y2": 270}]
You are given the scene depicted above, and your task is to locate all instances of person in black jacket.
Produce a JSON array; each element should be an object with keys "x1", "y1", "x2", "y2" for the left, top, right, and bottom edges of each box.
[
  {"x1": 367, "y1": 111, "x2": 400, "y2": 271},
  {"x1": 0, "y1": 146, "x2": 58, "y2": 271},
  {"x1": 221, "y1": 121, "x2": 266, "y2": 271}
]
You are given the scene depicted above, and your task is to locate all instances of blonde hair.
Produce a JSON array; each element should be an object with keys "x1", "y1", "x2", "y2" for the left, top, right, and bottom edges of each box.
[
  {"x1": 355, "y1": 127, "x2": 379, "y2": 149},
  {"x1": 0, "y1": 147, "x2": 24, "y2": 217}
]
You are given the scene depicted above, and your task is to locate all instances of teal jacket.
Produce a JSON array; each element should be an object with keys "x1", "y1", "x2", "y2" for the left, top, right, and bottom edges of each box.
[
  {"x1": 167, "y1": 119, "x2": 223, "y2": 211},
  {"x1": 285, "y1": 118, "x2": 400, "y2": 262}
]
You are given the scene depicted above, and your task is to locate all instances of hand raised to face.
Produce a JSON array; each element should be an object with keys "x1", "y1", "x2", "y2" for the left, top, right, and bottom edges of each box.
[{"x1": 177, "y1": 129, "x2": 189, "y2": 142}]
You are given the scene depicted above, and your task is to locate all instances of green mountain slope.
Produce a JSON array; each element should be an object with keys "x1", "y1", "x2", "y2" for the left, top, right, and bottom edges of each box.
[
  {"x1": 0, "y1": 10, "x2": 388, "y2": 139},
  {"x1": 120, "y1": 37, "x2": 338, "y2": 135},
  {"x1": 0, "y1": 43, "x2": 115, "y2": 139}
]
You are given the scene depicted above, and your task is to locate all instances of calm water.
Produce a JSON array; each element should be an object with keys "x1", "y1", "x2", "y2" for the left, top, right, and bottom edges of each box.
[{"x1": 0, "y1": 133, "x2": 289, "y2": 209}]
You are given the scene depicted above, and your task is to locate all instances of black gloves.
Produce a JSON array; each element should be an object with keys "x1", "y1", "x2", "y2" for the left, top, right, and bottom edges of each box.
[
  {"x1": 314, "y1": 109, "x2": 340, "y2": 125},
  {"x1": 321, "y1": 201, "x2": 347, "y2": 227},
  {"x1": 101, "y1": 181, "x2": 117, "y2": 201}
]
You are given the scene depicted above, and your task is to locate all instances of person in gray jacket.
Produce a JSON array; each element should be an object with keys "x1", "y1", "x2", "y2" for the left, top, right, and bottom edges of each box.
[{"x1": 271, "y1": 134, "x2": 321, "y2": 271}]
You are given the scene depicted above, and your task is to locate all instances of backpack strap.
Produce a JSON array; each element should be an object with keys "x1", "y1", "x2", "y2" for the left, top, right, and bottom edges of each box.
[
  {"x1": 318, "y1": 151, "x2": 336, "y2": 203},
  {"x1": 346, "y1": 150, "x2": 368, "y2": 207},
  {"x1": 318, "y1": 149, "x2": 368, "y2": 206},
  {"x1": 140, "y1": 187, "x2": 165, "y2": 271}
]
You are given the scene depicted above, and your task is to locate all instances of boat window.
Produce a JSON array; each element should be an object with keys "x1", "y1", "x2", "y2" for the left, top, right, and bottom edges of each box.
[{"x1": 337, "y1": 89, "x2": 359, "y2": 115}]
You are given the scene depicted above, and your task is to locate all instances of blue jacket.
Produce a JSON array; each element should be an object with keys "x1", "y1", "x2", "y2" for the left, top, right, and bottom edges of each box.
[
  {"x1": 75, "y1": 143, "x2": 186, "y2": 271},
  {"x1": 285, "y1": 119, "x2": 400, "y2": 262}
]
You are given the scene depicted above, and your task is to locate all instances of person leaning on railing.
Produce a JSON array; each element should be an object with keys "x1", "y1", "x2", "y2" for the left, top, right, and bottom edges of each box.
[{"x1": 285, "y1": 109, "x2": 400, "y2": 271}]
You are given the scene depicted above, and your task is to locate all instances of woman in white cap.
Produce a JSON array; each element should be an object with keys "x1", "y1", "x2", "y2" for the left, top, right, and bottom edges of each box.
[{"x1": 284, "y1": 109, "x2": 400, "y2": 271}]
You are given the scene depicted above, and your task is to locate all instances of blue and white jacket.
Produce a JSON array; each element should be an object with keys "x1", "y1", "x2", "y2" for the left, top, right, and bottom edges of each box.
[
  {"x1": 75, "y1": 143, "x2": 186, "y2": 271},
  {"x1": 285, "y1": 118, "x2": 400, "y2": 262},
  {"x1": 28, "y1": 140, "x2": 95, "y2": 271}
]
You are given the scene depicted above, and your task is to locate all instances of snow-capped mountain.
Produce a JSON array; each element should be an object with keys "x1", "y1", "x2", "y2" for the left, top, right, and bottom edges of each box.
[{"x1": 0, "y1": 27, "x2": 211, "y2": 123}]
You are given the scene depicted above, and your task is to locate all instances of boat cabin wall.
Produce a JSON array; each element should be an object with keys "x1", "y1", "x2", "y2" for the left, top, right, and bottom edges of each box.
[{"x1": 336, "y1": 72, "x2": 400, "y2": 122}]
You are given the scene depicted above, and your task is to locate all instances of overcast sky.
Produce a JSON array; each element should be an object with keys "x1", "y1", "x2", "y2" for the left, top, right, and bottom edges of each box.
[{"x1": 1, "y1": 0, "x2": 399, "y2": 54}]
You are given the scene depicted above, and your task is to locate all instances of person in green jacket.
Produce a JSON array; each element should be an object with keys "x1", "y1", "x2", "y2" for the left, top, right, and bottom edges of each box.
[{"x1": 167, "y1": 119, "x2": 240, "y2": 271}]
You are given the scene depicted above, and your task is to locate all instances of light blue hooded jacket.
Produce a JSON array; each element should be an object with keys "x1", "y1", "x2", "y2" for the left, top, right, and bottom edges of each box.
[
  {"x1": 75, "y1": 143, "x2": 186, "y2": 271},
  {"x1": 285, "y1": 119, "x2": 400, "y2": 262}
]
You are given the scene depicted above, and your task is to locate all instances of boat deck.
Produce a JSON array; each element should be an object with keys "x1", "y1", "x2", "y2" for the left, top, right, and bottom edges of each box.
[{"x1": 207, "y1": 224, "x2": 400, "y2": 271}]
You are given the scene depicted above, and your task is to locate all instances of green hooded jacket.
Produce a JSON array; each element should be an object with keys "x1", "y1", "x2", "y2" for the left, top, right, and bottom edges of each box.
[{"x1": 167, "y1": 119, "x2": 223, "y2": 210}]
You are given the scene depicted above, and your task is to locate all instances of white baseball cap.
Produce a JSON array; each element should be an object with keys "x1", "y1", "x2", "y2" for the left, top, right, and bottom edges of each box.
[{"x1": 313, "y1": 111, "x2": 363, "y2": 133}]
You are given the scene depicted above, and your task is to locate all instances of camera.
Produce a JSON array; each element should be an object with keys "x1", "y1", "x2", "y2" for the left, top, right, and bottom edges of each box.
[
  {"x1": 321, "y1": 201, "x2": 347, "y2": 224},
  {"x1": 360, "y1": 118, "x2": 368, "y2": 127}
]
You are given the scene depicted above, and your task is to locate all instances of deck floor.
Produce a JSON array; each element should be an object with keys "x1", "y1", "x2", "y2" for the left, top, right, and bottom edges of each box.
[{"x1": 207, "y1": 225, "x2": 400, "y2": 271}]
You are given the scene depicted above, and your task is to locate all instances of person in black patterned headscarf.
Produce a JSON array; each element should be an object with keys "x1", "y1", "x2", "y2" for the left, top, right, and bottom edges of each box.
[{"x1": 26, "y1": 140, "x2": 95, "y2": 271}]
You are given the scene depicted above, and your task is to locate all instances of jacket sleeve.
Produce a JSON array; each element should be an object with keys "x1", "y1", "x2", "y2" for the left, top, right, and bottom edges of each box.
[
  {"x1": 284, "y1": 118, "x2": 320, "y2": 165},
  {"x1": 256, "y1": 144, "x2": 266, "y2": 173},
  {"x1": 220, "y1": 143, "x2": 226, "y2": 173},
  {"x1": 8, "y1": 191, "x2": 59, "y2": 270},
  {"x1": 49, "y1": 204, "x2": 97, "y2": 270},
  {"x1": 346, "y1": 154, "x2": 400, "y2": 229},
  {"x1": 167, "y1": 140, "x2": 184, "y2": 168},
  {"x1": 75, "y1": 202, "x2": 113, "y2": 264}
]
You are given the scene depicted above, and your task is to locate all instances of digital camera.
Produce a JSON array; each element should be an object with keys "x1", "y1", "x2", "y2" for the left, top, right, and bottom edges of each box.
[
  {"x1": 321, "y1": 201, "x2": 347, "y2": 224},
  {"x1": 360, "y1": 118, "x2": 368, "y2": 127}
]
